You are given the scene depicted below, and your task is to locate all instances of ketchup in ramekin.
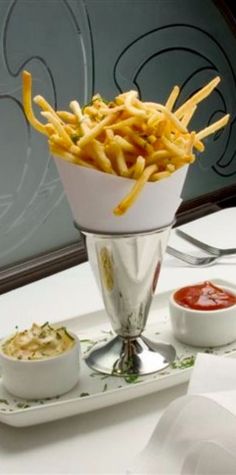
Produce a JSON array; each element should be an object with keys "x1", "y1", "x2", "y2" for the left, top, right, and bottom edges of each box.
[{"x1": 174, "y1": 281, "x2": 236, "y2": 311}]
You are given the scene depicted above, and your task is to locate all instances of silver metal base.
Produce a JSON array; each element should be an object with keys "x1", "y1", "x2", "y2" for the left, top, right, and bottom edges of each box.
[{"x1": 85, "y1": 335, "x2": 176, "y2": 376}]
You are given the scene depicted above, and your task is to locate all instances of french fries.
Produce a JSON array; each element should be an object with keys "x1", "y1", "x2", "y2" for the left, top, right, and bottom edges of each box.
[{"x1": 22, "y1": 71, "x2": 230, "y2": 215}]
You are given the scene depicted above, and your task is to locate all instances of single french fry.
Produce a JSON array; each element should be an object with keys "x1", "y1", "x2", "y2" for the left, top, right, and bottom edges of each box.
[
  {"x1": 69, "y1": 100, "x2": 90, "y2": 135},
  {"x1": 45, "y1": 123, "x2": 56, "y2": 136},
  {"x1": 106, "y1": 116, "x2": 139, "y2": 130},
  {"x1": 113, "y1": 164, "x2": 157, "y2": 215},
  {"x1": 69, "y1": 142, "x2": 82, "y2": 154},
  {"x1": 57, "y1": 111, "x2": 77, "y2": 124},
  {"x1": 129, "y1": 133, "x2": 147, "y2": 149},
  {"x1": 78, "y1": 114, "x2": 117, "y2": 148},
  {"x1": 165, "y1": 85, "x2": 180, "y2": 111},
  {"x1": 185, "y1": 132, "x2": 196, "y2": 155},
  {"x1": 166, "y1": 163, "x2": 176, "y2": 172},
  {"x1": 22, "y1": 71, "x2": 47, "y2": 135},
  {"x1": 124, "y1": 90, "x2": 146, "y2": 117},
  {"x1": 33, "y1": 95, "x2": 56, "y2": 115},
  {"x1": 193, "y1": 139, "x2": 205, "y2": 152},
  {"x1": 113, "y1": 135, "x2": 137, "y2": 153},
  {"x1": 196, "y1": 114, "x2": 230, "y2": 140},
  {"x1": 146, "y1": 149, "x2": 170, "y2": 165},
  {"x1": 69, "y1": 100, "x2": 84, "y2": 122},
  {"x1": 162, "y1": 136, "x2": 186, "y2": 157},
  {"x1": 105, "y1": 128, "x2": 114, "y2": 142},
  {"x1": 181, "y1": 104, "x2": 197, "y2": 127},
  {"x1": 133, "y1": 156, "x2": 146, "y2": 179},
  {"x1": 109, "y1": 141, "x2": 128, "y2": 176},
  {"x1": 175, "y1": 76, "x2": 221, "y2": 118},
  {"x1": 149, "y1": 170, "x2": 171, "y2": 181}
]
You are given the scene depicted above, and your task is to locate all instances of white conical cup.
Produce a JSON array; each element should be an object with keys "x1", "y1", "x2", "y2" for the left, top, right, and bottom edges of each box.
[{"x1": 54, "y1": 157, "x2": 188, "y2": 234}]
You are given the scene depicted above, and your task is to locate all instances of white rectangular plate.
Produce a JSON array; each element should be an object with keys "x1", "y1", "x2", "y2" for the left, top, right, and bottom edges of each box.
[{"x1": 0, "y1": 278, "x2": 236, "y2": 427}]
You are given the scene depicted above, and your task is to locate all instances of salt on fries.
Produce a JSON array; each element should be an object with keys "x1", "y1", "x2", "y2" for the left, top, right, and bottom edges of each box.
[{"x1": 22, "y1": 71, "x2": 229, "y2": 215}]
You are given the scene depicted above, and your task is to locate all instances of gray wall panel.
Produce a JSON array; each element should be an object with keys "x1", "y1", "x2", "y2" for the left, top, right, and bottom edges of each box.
[{"x1": 0, "y1": 0, "x2": 235, "y2": 268}]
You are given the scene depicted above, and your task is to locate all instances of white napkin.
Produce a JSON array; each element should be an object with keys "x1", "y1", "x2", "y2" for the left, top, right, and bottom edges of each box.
[{"x1": 128, "y1": 353, "x2": 236, "y2": 474}]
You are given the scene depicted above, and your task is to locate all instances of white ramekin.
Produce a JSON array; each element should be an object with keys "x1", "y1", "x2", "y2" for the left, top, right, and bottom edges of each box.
[
  {"x1": 0, "y1": 331, "x2": 81, "y2": 399},
  {"x1": 169, "y1": 285, "x2": 236, "y2": 347}
]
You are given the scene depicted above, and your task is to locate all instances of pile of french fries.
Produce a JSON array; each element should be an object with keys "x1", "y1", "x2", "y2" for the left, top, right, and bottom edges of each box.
[{"x1": 22, "y1": 71, "x2": 229, "y2": 215}]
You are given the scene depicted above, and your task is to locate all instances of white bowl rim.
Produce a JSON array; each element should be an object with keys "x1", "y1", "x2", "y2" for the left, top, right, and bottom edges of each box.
[
  {"x1": 170, "y1": 284, "x2": 236, "y2": 315},
  {"x1": 0, "y1": 330, "x2": 80, "y2": 364}
]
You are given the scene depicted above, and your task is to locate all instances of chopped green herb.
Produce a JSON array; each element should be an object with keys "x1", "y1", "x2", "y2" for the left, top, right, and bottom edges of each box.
[
  {"x1": 101, "y1": 330, "x2": 113, "y2": 336},
  {"x1": 0, "y1": 399, "x2": 9, "y2": 405},
  {"x1": 71, "y1": 133, "x2": 81, "y2": 144},
  {"x1": 124, "y1": 374, "x2": 141, "y2": 384},
  {"x1": 103, "y1": 383, "x2": 108, "y2": 392},
  {"x1": 79, "y1": 392, "x2": 90, "y2": 398},
  {"x1": 39, "y1": 330, "x2": 46, "y2": 338},
  {"x1": 80, "y1": 338, "x2": 96, "y2": 344},
  {"x1": 41, "y1": 322, "x2": 49, "y2": 328},
  {"x1": 89, "y1": 372, "x2": 100, "y2": 378},
  {"x1": 171, "y1": 355, "x2": 195, "y2": 369},
  {"x1": 101, "y1": 374, "x2": 110, "y2": 380},
  {"x1": 63, "y1": 328, "x2": 75, "y2": 341},
  {"x1": 16, "y1": 402, "x2": 30, "y2": 409},
  {"x1": 97, "y1": 96, "x2": 109, "y2": 104}
]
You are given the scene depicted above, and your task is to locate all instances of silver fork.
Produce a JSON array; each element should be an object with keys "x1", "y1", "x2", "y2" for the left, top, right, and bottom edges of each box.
[
  {"x1": 166, "y1": 246, "x2": 222, "y2": 266},
  {"x1": 176, "y1": 229, "x2": 236, "y2": 256}
]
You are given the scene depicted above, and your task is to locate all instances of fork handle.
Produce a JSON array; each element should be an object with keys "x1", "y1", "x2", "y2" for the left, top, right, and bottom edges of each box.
[{"x1": 176, "y1": 229, "x2": 236, "y2": 256}]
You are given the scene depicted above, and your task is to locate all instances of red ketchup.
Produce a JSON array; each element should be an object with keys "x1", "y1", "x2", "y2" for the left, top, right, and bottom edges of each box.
[{"x1": 174, "y1": 281, "x2": 236, "y2": 311}]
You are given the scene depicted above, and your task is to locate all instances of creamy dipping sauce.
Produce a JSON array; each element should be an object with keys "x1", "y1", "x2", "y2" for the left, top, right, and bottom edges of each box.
[{"x1": 2, "y1": 323, "x2": 75, "y2": 360}]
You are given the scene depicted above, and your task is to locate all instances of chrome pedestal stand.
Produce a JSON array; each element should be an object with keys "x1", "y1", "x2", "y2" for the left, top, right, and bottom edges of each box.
[{"x1": 80, "y1": 225, "x2": 176, "y2": 376}]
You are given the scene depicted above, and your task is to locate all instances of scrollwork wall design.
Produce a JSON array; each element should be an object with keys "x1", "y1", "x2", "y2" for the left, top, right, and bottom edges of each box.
[
  {"x1": 0, "y1": 0, "x2": 93, "y2": 264},
  {"x1": 0, "y1": 0, "x2": 235, "y2": 267},
  {"x1": 113, "y1": 24, "x2": 236, "y2": 180}
]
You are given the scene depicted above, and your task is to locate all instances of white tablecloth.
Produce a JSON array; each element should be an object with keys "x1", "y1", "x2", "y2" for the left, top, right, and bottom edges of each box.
[{"x1": 0, "y1": 211, "x2": 235, "y2": 474}]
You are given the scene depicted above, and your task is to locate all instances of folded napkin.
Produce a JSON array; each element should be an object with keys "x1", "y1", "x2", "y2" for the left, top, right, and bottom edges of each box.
[{"x1": 128, "y1": 353, "x2": 236, "y2": 474}]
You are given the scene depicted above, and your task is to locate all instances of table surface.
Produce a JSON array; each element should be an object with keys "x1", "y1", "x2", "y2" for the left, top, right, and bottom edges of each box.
[{"x1": 0, "y1": 212, "x2": 236, "y2": 474}]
